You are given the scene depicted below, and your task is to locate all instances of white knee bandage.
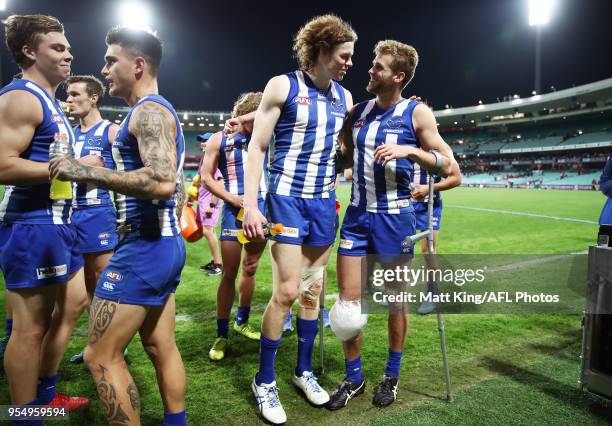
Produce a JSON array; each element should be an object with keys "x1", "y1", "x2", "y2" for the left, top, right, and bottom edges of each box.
[
  {"x1": 329, "y1": 298, "x2": 368, "y2": 341},
  {"x1": 298, "y1": 266, "x2": 324, "y2": 309}
]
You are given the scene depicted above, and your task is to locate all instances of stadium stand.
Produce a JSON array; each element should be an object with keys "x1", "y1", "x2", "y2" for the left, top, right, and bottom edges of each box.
[{"x1": 95, "y1": 77, "x2": 612, "y2": 190}]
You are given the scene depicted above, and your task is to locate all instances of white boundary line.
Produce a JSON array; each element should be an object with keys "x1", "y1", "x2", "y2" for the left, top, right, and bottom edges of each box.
[{"x1": 446, "y1": 204, "x2": 598, "y2": 225}]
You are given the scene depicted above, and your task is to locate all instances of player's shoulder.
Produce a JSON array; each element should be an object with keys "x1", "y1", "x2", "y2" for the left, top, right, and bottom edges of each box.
[{"x1": 0, "y1": 89, "x2": 43, "y2": 126}]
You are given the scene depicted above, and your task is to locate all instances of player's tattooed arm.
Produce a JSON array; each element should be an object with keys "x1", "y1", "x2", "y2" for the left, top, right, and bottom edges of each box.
[
  {"x1": 176, "y1": 174, "x2": 186, "y2": 219},
  {"x1": 49, "y1": 101, "x2": 178, "y2": 200}
]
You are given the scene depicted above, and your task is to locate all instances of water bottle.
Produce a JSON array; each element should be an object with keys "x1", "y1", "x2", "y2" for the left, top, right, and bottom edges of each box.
[
  {"x1": 237, "y1": 222, "x2": 284, "y2": 245},
  {"x1": 49, "y1": 135, "x2": 74, "y2": 200}
]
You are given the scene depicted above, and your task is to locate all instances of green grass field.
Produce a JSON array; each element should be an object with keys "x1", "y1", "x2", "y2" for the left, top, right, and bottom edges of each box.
[{"x1": 2, "y1": 186, "x2": 611, "y2": 425}]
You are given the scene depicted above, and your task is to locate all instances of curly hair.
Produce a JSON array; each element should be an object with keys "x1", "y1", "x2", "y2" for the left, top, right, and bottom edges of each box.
[
  {"x1": 293, "y1": 15, "x2": 357, "y2": 71},
  {"x1": 374, "y1": 40, "x2": 419, "y2": 88},
  {"x1": 4, "y1": 15, "x2": 64, "y2": 69},
  {"x1": 232, "y1": 92, "x2": 263, "y2": 118}
]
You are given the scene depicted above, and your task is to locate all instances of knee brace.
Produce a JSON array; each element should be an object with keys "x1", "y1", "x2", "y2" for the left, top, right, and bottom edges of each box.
[
  {"x1": 329, "y1": 298, "x2": 368, "y2": 341},
  {"x1": 298, "y1": 266, "x2": 324, "y2": 310}
]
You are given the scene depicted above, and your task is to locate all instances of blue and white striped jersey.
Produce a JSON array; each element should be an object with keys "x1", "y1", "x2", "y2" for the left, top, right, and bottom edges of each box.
[
  {"x1": 73, "y1": 120, "x2": 115, "y2": 208},
  {"x1": 268, "y1": 70, "x2": 347, "y2": 198},
  {"x1": 412, "y1": 164, "x2": 442, "y2": 207},
  {"x1": 112, "y1": 95, "x2": 185, "y2": 236},
  {"x1": 0, "y1": 79, "x2": 74, "y2": 224},
  {"x1": 349, "y1": 98, "x2": 420, "y2": 214},
  {"x1": 218, "y1": 132, "x2": 268, "y2": 198}
]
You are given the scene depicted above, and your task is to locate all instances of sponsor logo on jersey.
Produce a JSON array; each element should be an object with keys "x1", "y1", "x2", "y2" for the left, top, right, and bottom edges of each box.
[
  {"x1": 280, "y1": 227, "x2": 299, "y2": 238},
  {"x1": 54, "y1": 132, "x2": 69, "y2": 142},
  {"x1": 87, "y1": 199, "x2": 102, "y2": 206},
  {"x1": 293, "y1": 96, "x2": 312, "y2": 106},
  {"x1": 102, "y1": 281, "x2": 115, "y2": 291},
  {"x1": 100, "y1": 239, "x2": 109, "y2": 246},
  {"x1": 221, "y1": 229, "x2": 239, "y2": 236},
  {"x1": 87, "y1": 137, "x2": 102, "y2": 146},
  {"x1": 52, "y1": 114, "x2": 64, "y2": 124},
  {"x1": 105, "y1": 271, "x2": 123, "y2": 281},
  {"x1": 36, "y1": 264, "x2": 68, "y2": 280},
  {"x1": 353, "y1": 119, "x2": 366, "y2": 128},
  {"x1": 340, "y1": 239, "x2": 354, "y2": 249},
  {"x1": 99, "y1": 232, "x2": 111, "y2": 239}
]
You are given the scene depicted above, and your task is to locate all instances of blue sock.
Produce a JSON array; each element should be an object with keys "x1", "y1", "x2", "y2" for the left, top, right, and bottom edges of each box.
[
  {"x1": 385, "y1": 350, "x2": 403, "y2": 378},
  {"x1": 216, "y1": 319, "x2": 229, "y2": 338},
  {"x1": 256, "y1": 333, "x2": 281, "y2": 385},
  {"x1": 345, "y1": 356, "x2": 363, "y2": 383},
  {"x1": 236, "y1": 306, "x2": 250, "y2": 326},
  {"x1": 6, "y1": 319, "x2": 12, "y2": 336},
  {"x1": 13, "y1": 400, "x2": 42, "y2": 425},
  {"x1": 163, "y1": 410, "x2": 186, "y2": 426},
  {"x1": 295, "y1": 317, "x2": 318, "y2": 376},
  {"x1": 36, "y1": 373, "x2": 58, "y2": 405}
]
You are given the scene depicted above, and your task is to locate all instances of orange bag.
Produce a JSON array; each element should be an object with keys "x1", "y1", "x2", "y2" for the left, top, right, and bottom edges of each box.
[{"x1": 180, "y1": 204, "x2": 203, "y2": 243}]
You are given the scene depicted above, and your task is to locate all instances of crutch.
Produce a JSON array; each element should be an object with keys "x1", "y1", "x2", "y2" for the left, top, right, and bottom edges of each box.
[
  {"x1": 318, "y1": 270, "x2": 326, "y2": 374},
  {"x1": 406, "y1": 178, "x2": 454, "y2": 403}
]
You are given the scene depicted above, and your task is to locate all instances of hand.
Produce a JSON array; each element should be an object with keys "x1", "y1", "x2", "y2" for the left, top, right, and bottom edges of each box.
[
  {"x1": 77, "y1": 154, "x2": 104, "y2": 167},
  {"x1": 223, "y1": 117, "x2": 242, "y2": 137},
  {"x1": 411, "y1": 184, "x2": 428, "y2": 201},
  {"x1": 242, "y1": 205, "x2": 267, "y2": 241},
  {"x1": 373, "y1": 144, "x2": 412, "y2": 167},
  {"x1": 49, "y1": 156, "x2": 87, "y2": 182},
  {"x1": 408, "y1": 95, "x2": 422, "y2": 102}
]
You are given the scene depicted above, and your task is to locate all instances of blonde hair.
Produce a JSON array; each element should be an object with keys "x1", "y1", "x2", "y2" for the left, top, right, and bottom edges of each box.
[
  {"x1": 374, "y1": 40, "x2": 419, "y2": 88},
  {"x1": 232, "y1": 92, "x2": 263, "y2": 118},
  {"x1": 293, "y1": 15, "x2": 357, "y2": 71}
]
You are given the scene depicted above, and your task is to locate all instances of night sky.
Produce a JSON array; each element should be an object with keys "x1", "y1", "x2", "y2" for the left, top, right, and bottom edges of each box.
[{"x1": 1, "y1": 0, "x2": 611, "y2": 111}]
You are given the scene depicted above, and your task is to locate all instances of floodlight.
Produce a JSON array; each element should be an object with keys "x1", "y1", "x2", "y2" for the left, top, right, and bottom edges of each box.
[
  {"x1": 0, "y1": 0, "x2": 7, "y2": 12},
  {"x1": 119, "y1": 1, "x2": 152, "y2": 30},
  {"x1": 529, "y1": 0, "x2": 554, "y2": 26}
]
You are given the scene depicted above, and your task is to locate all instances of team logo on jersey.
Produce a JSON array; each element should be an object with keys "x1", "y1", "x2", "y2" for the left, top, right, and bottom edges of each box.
[
  {"x1": 386, "y1": 117, "x2": 403, "y2": 129},
  {"x1": 224, "y1": 140, "x2": 235, "y2": 152},
  {"x1": 87, "y1": 137, "x2": 102, "y2": 146},
  {"x1": 331, "y1": 99, "x2": 344, "y2": 112},
  {"x1": 293, "y1": 96, "x2": 312, "y2": 106},
  {"x1": 353, "y1": 119, "x2": 366, "y2": 128},
  {"x1": 52, "y1": 114, "x2": 64, "y2": 124},
  {"x1": 105, "y1": 271, "x2": 123, "y2": 281}
]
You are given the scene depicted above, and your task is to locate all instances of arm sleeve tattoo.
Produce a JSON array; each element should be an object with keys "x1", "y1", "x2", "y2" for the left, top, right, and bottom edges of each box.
[{"x1": 69, "y1": 101, "x2": 178, "y2": 199}]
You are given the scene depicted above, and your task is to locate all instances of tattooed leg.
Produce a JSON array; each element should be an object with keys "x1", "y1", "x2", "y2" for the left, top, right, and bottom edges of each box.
[
  {"x1": 85, "y1": 300, "x2": 147, "y2": 425},
  {"x1": 88, "y1": 297, "x2": 118, "y2": 345}
]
